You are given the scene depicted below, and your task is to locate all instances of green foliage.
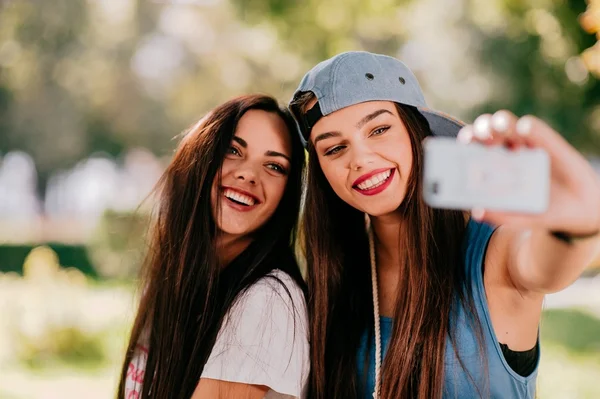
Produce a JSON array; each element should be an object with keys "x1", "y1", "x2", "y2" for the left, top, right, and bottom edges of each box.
[
  {"x1": 0, "y1": 210, "x2": 150, "y2": 280},
  {"x1": 87, "y1": 209, "x2": 150, "y2": 280},
  {"x1": 0, "y1": 244, "x2": 96, "y2": 277},
  {"x1": 541, "y1": 308, "x2": 600, "y2": 354},
  {"x1": 0, "y1": 0, "x2": 598, "y2": 199},
  {"x1": 471, "y1": 0, "x2": 600, "y2": 151},
  {"x1": 16, "y1": 326, "x2": 106, "y2": 370}
]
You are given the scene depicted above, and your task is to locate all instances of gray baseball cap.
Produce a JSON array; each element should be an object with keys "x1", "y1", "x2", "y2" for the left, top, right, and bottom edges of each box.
[{"x1": 289, "y1": 51, "x2": 464, "y2": 145}]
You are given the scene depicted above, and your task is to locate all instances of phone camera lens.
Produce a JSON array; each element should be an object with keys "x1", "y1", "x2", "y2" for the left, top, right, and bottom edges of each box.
[{"x1": 430, "y1": 181, "x2": 439, "y2": 194}]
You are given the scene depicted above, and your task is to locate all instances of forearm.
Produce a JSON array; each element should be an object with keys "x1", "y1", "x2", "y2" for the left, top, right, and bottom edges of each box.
[{"x1": 513, "y1": 228, "x2": 600, "y2": 293}]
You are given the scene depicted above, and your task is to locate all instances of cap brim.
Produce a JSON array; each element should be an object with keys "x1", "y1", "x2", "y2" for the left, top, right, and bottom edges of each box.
[{"x1": 419, "y1": 108, "x2": 464, "y2": 138}]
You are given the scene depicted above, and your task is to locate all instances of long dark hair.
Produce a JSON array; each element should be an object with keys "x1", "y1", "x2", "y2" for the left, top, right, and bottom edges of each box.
[
  {"x1": 293, "y1": 93, "x2": 484, "y2": 399},
  {"x1": 117, "y1": 94, "x2": 306, "y2": 399}
]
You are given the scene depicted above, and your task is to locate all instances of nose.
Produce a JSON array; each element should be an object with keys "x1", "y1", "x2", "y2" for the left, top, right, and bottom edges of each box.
[
  {"x1": 348, "y1": 141, "x2": 376, "y2": 172},
  {"x1": 234, "y1": 164, "x2": 257, "y2": 185}
]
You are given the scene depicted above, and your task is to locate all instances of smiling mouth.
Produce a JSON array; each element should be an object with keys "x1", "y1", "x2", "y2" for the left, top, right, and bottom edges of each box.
[
  {"x1": 354, "y1": 169, "x2": 393, "y2": 191},
  {"x1": 223, "y1": 188, "x2": 257, "y2": 207}
]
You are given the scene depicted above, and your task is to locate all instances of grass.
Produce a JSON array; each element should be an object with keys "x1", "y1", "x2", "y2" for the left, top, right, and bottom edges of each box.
[
  {"x1": 0, "y1": 272, "x2": 134, "y2": 399},
  {"x1": 541, "y1": 308, "x2": 600, "y2": 353},
  {"x1": 0, "y1": 279, "x2": 598, "y2": 399},
  {"x1": 0, "y1": 319, "x2": 131, "y2": 399},
  {"x1": 536, "y1": 308, "x2": 600, "y2": 399}
]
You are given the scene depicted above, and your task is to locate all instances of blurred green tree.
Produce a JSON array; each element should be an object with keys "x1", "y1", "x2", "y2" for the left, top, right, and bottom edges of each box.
[
  {"x1": 229, "y1": 0, "x2": 600, "y2": 152},
  {"x1": 0, "y1": 0, "x2": 171, "y2": 195},
  {"x1": 0, "y1": 0, "x2": 598, "y2": 204},
  {"x1": 466, "y1": 0, "x2": 600, "y2": 152},
  {"x1": 580, "y1": 0, "x2": 600, "y2": 76}
]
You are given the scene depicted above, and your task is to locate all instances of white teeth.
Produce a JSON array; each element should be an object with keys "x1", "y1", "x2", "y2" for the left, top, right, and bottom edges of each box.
[
  {"x1": 357, "y1": 170, "x2": 392, "y2": 190},
  {"x1": 224, "y1": 189, "x2": 255, "y2": 206}
]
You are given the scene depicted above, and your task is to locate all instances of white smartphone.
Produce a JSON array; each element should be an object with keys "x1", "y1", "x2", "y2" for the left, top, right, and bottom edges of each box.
[{"x1": 422, "y1": 137, "x2": 550, "y2": 214}]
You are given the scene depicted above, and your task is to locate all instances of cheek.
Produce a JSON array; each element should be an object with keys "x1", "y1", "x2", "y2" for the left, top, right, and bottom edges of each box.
[
  {"x1": 219, "y1": 161, "x2": 234, "y2": 178},
  {"x1": 264, "y1": 176, "x2": 288, "y2": 209},
  {"x1": 399, "y1": 148, "x2": 413, "y2": 177},
  {"x1": 319, "y1": 160, "x2": 351, "y2": 198},
  {"x1": 212, "y1": 162, "x2": 228, "y2": 189},
  {"x1": 382, "y1": 138, "x2": 413, "y2": 176},
  {"x1": 210, "y1": 174, "x2": 219, "y2": 209}
]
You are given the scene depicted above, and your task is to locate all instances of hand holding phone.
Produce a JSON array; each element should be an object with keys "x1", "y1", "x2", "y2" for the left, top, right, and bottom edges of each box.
[
  {"x1": 422, "y1": 111, "x2": 600, "y2": 239},
  {"x1": 423, "y1": 137, "x2": 550, "y2": 214}
]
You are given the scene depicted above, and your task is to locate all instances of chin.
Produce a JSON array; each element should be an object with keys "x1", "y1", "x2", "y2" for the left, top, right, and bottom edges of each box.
[
  {"x1": 221, "y1": 225, "x2": 253, "y2": 237},
  {"x1": 217, "y1": 218, "x2": 254, "y2": 237},
  {"x1": 364, "y1": 203, "x2": 403, "y2": 217}
]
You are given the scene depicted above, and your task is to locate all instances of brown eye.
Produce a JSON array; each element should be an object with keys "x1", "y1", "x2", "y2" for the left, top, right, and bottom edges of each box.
[
  {"x1": 227, "y1": 146, "x2": 241, "y2": 156},
  {"x1": 267, "y1": 163, "x2": 287, "y2": 174},
  {"x1": 370, "y1": 126, "x2": 390, "y2": 137},
  {"x1": 324, "y1": 146, "x2": 344, "y2": 156}
]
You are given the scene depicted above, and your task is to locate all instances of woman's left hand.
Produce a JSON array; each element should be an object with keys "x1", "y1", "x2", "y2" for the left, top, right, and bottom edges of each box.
[{"x1": 457, "y1": 110, "x2": 600, "y2": 236}]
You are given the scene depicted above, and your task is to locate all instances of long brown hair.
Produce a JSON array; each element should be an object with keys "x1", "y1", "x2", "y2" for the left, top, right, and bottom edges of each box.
[
  {"x1": 293, "y1": 93, "x2": 485, "y2": 399},
  {"x1": 117, "y1": 95, "x2": 306, "y2": 399}
]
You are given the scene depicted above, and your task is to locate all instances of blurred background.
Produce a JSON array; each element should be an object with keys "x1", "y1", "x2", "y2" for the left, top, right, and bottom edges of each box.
[{"x1": 0, "y1": 0, "x2": 599, "y2": 398}]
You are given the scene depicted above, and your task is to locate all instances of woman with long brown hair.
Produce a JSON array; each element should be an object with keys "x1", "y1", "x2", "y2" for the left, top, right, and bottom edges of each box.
[
  {"x1": 118, "y1": 94, "x2": 308, "y2": 399},
  {"x1": 289, "y1": 51, "x2": 600, "y2": 398}
]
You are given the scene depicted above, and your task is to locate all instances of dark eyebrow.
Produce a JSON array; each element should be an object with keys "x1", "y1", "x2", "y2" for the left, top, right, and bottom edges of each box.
[
  {"x1": 312, "y1": 109, "x2": 393, "y2": 146},
  {"x1": 233, "y1": 136, "x2": 290, "y2": 162},
  {"x1": 265, "y1": 150, "x2": 291, "y2": 163},
  {"x1": 232, "y1": 136, "x2": 247, "y2": 147},
  {"x1": 313, "y1": 131, "x2": 342, "y2": 146},
  {"x1": 356, "y1": 109, "x2": 393, "y2": 129}
]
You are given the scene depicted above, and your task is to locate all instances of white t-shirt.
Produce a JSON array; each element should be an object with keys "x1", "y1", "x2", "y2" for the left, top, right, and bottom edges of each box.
[{"x1": 124, "y1": 270, "x2": 309, "y2": 399}]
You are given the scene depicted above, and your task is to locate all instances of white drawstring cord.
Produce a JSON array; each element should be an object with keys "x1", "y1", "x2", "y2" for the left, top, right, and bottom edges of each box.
[{"x1": 368, "y1": 224, "x2": 382, "y2": 399}]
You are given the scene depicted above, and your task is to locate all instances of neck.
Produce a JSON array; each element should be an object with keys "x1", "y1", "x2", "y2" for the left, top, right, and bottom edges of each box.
[
  {"x1": 216, "y1": 233, "x2": 253, "y2": 267},
  {"x1": 370, "y1": 211, "x2": 406, "y2": 272}
]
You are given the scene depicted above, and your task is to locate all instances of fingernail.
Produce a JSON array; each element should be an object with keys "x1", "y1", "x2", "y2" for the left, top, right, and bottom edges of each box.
[
  {"x1": 472, "y1": 208, "x2": 485, "y2": 221},
  {"x1": 516, "y1": 117, "x2": 532, "y2": 136},
  {"x1": 457, "y1": 126, "x2": 473, "y2": 143},
  {"x1": 473, "y1": 116, "x2": 491, "y2": 139},
  {"x1": 491, "y1": 112, "x2": 509, "y2": 133}
]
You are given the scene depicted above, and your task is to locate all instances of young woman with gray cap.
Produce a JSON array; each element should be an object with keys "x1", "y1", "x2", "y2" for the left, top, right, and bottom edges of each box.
[{"x1": 289, "y1": 51, "x2": 600, "y2": 399}]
